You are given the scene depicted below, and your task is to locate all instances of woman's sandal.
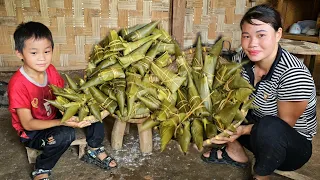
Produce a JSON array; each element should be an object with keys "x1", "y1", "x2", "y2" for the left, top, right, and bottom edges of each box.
[
  {"x1": 30, "y1": 169, "x2": 51, "y2": 180},
  {"x1": 201, "y1": 147, "x2": 248, "y2": 168},
  {"x1": 81, "y1": 146, "x2": 117, "y2": 170}
]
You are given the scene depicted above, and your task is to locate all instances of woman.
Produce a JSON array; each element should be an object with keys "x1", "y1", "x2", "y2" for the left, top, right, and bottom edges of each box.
[{"x1": 201, "y1": 4, "x2": 317, "y2": 180}]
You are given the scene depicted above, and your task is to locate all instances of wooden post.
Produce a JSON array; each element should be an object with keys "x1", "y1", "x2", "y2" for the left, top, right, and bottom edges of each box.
[
  {"x1": 171, "y1": 0, "x2": 186, "y2": 47},
  {"x1": 111, "y1": 119, "x2": 127, "y2": 150},
  {"x1": 137, "y1": 124, "x2": 153, "y2": 153},
  {"x1": 25, "y1": 147, "x2": 41, "y2": 164},
  {"x1": 124, "y1": 123, "x2": 130, "y2": 135}
]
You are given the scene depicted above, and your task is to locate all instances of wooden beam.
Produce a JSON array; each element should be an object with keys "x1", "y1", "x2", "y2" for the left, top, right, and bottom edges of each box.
[
  {"x1": 274, "y1": 170, "x2": 312, "y2": 180},
  {"x1": 171, "y1": 0, "x2": 186, "y2": 47}
]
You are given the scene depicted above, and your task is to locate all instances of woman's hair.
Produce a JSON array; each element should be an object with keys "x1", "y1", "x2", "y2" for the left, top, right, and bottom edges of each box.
[
  {"x1": 240, "y1": 4, "x2": 282, "y2": 31},
  {"x1": 13, "y1": 21, "x2": 54, "y2": 53}
]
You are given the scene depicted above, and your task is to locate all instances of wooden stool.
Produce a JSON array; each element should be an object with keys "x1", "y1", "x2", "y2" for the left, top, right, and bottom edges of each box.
[
  {"x1": 111, "y1": 117, "x2": 153, "y2": 153},
  {"x1": 25, "y1": 138, "x2": 87, "y2": 164}
]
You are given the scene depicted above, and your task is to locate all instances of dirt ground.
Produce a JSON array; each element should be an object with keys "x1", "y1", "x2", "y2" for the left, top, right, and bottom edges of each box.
[
  {"x1": 0, "y1": 102, "x2": 319, "y2": 180},
  {"x1": 0, "y1": 70, "x2": 319, "y2": 180}
]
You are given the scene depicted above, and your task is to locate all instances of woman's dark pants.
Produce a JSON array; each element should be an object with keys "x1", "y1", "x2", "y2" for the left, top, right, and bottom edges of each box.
[{"x1": 238, "y1": 115, "x2": 312, "y2": 176}]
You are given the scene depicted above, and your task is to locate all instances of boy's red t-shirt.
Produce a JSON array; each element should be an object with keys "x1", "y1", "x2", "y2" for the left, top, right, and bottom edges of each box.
[{"x1": 8, "y1": 64, "x2": 64, "y2": 139}]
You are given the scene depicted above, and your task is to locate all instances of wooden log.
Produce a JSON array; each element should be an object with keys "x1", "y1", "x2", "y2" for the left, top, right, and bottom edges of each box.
[
  {"x1": 124, "y1": 123, "x2": 130, "y2": 135},
  {"x1": 274, "y1": 170, "x2": 312, "y2": 180},
  {"x1": 137, "y1": 123, "x2": 153, "y2": 153},
  {"x1": 111, "y1": 119, "x2": 127, "y2": 150}
]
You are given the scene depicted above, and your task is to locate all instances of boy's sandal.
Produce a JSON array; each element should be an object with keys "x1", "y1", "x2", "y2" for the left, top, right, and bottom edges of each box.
[
  {"x1": 201, "y1": 147, "x2": 248, "y2": 168},
  {"x1": 81, "y1": 146, "x2": 117, "y2": 170},
  {"x1": 30, "y1": 169, "x2": 51, "y2": 180}
]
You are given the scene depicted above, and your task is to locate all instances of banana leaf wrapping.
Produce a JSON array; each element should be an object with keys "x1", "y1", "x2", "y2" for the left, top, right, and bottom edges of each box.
[
  {"x1": 45, "y1": 99, "x2": 65, "y2": 111},
  {"x1": 61, "y1": 103, "x2": 81, "y2": 122},
  {"x1": 191, "y1": 118, "x2": 204, "y2": 151},
  {"x1": 176, "y1": 56, "x2": 192, "y2": 86},
  {"x1": 150, "y1": 62, "x2": 186, "y2": 93},
  {"x1": 108, "y1": 30, "x2": 126, "y2": 52},
  {"x1": 80, "y1": 63, "x2": 125, "y2": 89},
  {"x1": 115, "y1": 102, "x2": 150, "y2": 121},
  {"x1": 202, "y1": 118, "x2": 217, "y2": 139},
  {"x1": 157, "y1": 42, "x2": 175, "y2": 54},
  {"x1": 131, "y1": 43, "x2": 161, "y2": 76},
  {"x1": 202, "y1": 54, "x2": 217, "y2": 89},
  {"x1": 88, "y1": 100, "x2": 102, "y2": 122},
  {"x1": 214, "y1": 101, "x2": 241, "y2": 130},
  {"x1": 112, "y1": 78, "x2": 126, "y2": 116},
  {"x1": 192, "y1": 36, "x2": 203, "y2": 70},
  {"x1": 99, "y1": 83, "x2": 116, "y2": 100},
  {"x1": 120, "y1": 23, "x2": 146, "y2": 38},
  {"x1": 88, "y1": 86, "x2": 118, "y2": 114},
  {"x1": 118, "y1": 40, "x2": 154, "y2": 68},
  {"x1": 49, "y1": 84, "x2": 64, "y2": 94},
  {"x1": 157, "y1": 87, "x2": 177, "y2": 105},
  {"x1": 199, "y1": 74, "x2": 212, "y2": 113},
  {"x1": 85, "y1": 62, "x2": 96, "y2": 78},
  {"x1": 78, "y1": 105, "x2": 90, "y2": 121},
  {"x1": 139, "y1": 116, "x2": 160, "y2": 132},
  {"x1": 160, "y1": 113, "x2": 185, "y2": 151},
  {"x1": 126, "y1": 72, "x2": 142, "y2": 116},
  {"x1": 224, "y1": 70, "x2": 255, "y2": 91},
  {"x1": 160, "y1": 118, "x2": 177, "y2": 152},
  {"x1": 187, "y1": 74, "x2": 209, "y2": 117},
  {"x1": 64, "y1": 73, "x2": 79, "y2": 91},
  {"x1": 212, "y1": 61, "x2": 248, "y2": 89},
  {"x1": 152, "y1": 28, "x2": 172, "y2": 43},
  {"x1": 90, "y1": 56, "x2": 118, "y2": 78},
  {"x1": 156, "y1": 99, "x2": 178, "y2": 121},
  {"x1": 137, "y1": 93, "x2": 161, "y2": 111},
  {"x1": 89, "y1": 44, "x2": 105, "y2": 65},
  {"x1": 125, "y1": 20, "x2": 160, "y2": 41},
  {"x1": 177, "y1": 120, "x2": 191, "y2": 153},
  {"x1": 208, "y1": 38, "x2": 224, "y2": 57},
  {"x1": 123, "y1": 34, "x2": 160, "y2": 56},
  {"x1": 154, "y1": 51, "x2": 172, "y2": 68},
  {"x1": 53, "y1": 91, "x2": 81, "y2": 102},
  {"x1": 176, "y1": 87, "x2": 191, "y2": 113}
]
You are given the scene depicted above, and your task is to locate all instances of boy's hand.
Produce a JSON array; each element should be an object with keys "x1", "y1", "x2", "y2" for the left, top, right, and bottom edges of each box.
[{"x1": 62, "y1": 116, "x2": 92, "y2": 128}]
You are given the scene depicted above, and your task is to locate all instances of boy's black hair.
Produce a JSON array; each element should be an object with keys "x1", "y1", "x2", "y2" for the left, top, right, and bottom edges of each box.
[
  {"x1": 240, "y1": 4, "x2": 282, "y2": 31},
  {"x1": 13, "y1": 21, "x2": 54, "y2": 53}
]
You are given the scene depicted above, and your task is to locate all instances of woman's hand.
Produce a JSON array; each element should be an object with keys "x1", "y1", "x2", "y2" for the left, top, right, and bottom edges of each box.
[
  {"x1": 62, "y1": 116, "x2": 92, "y2": 128},
  {"x1": 210, "y1": 125, "x2": 247, "y2": 144}
]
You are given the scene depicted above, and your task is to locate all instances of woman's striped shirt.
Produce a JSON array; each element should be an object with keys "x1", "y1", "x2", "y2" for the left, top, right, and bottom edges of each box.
[{"x1": 232, "y1": 46, "x2": 317, "y2": 140}]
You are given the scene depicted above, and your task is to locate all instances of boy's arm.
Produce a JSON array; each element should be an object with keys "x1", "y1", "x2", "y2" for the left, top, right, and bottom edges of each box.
[
  {"x1": 17, "y1": 108, "x2": 91, "y2": 130},
  {"x1": 17, "y1": 108, "x2": 61, "y2": 130}
]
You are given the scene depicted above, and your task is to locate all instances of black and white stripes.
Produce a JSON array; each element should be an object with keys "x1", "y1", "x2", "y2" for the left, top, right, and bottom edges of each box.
[{"x1": 233, "y1": 46, "x2": 317, "y2": 140}]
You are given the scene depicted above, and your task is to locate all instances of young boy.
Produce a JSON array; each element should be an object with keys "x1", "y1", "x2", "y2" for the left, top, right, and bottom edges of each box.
[{"x1": 8, "y1": 21, "x2": 117, "y2": 180}]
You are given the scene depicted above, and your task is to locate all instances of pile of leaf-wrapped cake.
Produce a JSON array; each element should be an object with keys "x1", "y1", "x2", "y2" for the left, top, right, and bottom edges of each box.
[{"x1": 47, "y1": 20, "x2": 256, "y2": 153}]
